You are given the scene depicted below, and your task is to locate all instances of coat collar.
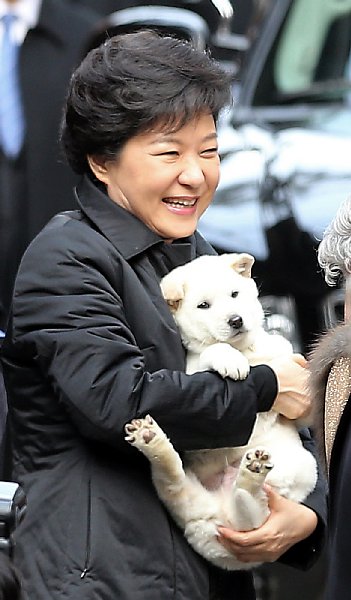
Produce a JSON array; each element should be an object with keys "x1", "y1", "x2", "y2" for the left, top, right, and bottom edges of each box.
[
  {"x1": 309, "y1": 322, "x2": 351, "y2": 473},
  {"x1": 74, "y1": 175, "x2": 195, "y2": 263}
]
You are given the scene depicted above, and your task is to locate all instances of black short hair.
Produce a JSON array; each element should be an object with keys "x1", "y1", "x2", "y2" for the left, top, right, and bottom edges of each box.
[{"x1": 61, "y1": 30, "x2": 232, "y2": 174}]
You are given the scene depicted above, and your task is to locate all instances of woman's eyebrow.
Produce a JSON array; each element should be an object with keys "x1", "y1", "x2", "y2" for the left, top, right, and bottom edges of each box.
[{"x1": 150, "y1": 132, "x2": 218, "y2": 145}]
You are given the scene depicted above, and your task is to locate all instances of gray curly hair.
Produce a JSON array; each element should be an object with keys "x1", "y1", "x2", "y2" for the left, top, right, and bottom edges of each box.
[{"x1": 318, "y1": 197, "x2": 351, "y2": 286}]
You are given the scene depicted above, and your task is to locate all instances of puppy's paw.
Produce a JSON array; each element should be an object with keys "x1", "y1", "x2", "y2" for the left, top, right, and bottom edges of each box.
[
  {"x1": 125, "y1": 414, "x2": 166, "y2": 449},
  {"x1": 227, "y1": 352, "x2": 251, "y2": 380},
  {"x1": 243, "y1": 448, "x2": 273, "y2": 475},
  {"x1": 198, "y1": 344, "x2": 250, "y2": 380}
]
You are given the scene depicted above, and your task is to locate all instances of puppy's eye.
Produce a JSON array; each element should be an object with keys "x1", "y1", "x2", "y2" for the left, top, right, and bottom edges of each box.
[
  {"x1": 231, "y1": 291, "x2": 239, "y2": 298},
  {"x1": 197, "y1": 301, "x2": 210, "y2": 309}
]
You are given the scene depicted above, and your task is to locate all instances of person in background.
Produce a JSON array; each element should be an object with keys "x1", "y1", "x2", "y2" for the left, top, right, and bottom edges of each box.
[
  {"x1": 309, "y1": 196, "x2": 351, "y2": 600},
  {"x1": 0, "y1": 0, "x2": 97, "y2": 331},
  {"x1": 1, "y1": 31, "x2": 326, "y2": 600},
  {"x1": 0, "y1": 329, "x2": 5, "y2": 477},
  {"x1": 0, "y1": 554, "x2": 22, "y2": 600}
]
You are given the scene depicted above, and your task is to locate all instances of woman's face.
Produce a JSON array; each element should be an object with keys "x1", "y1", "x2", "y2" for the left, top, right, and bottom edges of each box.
[{"x1": 88, "y1": 113, "x2": 220, "y2": 241}]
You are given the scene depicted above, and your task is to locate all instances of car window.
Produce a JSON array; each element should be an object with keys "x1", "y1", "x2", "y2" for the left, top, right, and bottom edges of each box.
[
  {"x1": 250, "y1": 0, "x2": 351, "y2": 106},
  {"x1": 274, "y1": 0, "x2": 351, "y2": 93}
]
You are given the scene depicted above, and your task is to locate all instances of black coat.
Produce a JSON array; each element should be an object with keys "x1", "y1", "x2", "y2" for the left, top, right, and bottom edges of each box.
[{"x1": 1, "y1": 177, "x2": 326, "y2": 600}]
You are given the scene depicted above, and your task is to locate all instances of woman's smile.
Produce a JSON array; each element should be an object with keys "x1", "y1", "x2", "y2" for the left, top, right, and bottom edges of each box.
[{"x1": 162, "y1": 196, "x2": 198, "y2": 214}]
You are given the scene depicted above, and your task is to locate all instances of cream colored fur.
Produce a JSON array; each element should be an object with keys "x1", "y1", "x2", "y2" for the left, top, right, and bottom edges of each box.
[{"x1": 125, "y1": 253, "x2": 317, "y2": 570}]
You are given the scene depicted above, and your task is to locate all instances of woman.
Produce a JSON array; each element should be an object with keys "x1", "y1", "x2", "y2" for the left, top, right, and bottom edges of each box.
[
  {"x1": 309, "y1": 197, "x2": 351, "y2": 599},
  {"x1": 1, "y1": 31, "x2": 325, "y2": 600}
]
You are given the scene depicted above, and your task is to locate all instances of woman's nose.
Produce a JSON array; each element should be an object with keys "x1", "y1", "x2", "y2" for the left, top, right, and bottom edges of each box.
[{"x1": 178, "y1": 159, "x2": 205, "y2": 186}]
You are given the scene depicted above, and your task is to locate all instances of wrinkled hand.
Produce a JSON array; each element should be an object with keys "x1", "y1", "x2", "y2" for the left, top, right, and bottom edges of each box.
[
  {"x1": 269, "y1": 354, "x2": 311, "y2": 420},
  {"x1": 217, "y1": 486, "x2": 318, "y2": 564}
]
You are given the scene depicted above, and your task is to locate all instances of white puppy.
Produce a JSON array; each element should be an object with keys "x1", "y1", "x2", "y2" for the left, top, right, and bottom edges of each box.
[{"x1": 125, "y1": 253, "x2": 317, "y2": 570}]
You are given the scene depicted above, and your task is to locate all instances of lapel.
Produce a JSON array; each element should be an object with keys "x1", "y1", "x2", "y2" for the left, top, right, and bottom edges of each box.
[
  {"x1": 309, "y1": 321, "x2": 351, "y2": 473},
  {"x1": 324, "y1": 356, "x2": 351, "y2": 472}
]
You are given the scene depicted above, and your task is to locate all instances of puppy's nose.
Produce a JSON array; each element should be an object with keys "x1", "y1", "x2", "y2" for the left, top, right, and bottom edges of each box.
[{"x1": 228, "y1": 315, "x2": 243, "y2": 330}]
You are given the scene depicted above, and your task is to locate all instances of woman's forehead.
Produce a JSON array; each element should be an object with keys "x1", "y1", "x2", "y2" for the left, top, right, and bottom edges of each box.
[{"x1": 145, "y1": 111, "x2": 215, "y2": 135}]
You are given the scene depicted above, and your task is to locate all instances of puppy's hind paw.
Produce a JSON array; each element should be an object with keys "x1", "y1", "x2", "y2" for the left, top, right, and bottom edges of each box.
[
  {"x1": 244, "y1": 448, "x2": 273, "y2": 475},
  {"x1": 124, "y1": 414, "x2": 166, "y2": 450}
]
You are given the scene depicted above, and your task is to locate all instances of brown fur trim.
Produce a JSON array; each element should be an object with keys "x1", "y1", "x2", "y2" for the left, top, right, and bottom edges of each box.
[{"x1": 308, "y1": 323, "x2": 351, "y2": 472}]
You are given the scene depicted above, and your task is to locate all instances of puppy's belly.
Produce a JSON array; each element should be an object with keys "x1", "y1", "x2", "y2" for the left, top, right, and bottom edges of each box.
[{"x1": 201, "y1": 464, "x2": 239, "y2": 491}]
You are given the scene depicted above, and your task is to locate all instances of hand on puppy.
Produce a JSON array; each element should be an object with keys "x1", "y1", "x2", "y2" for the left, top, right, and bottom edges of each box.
[
  {"x1": 269, "y1": 354, "x2": 311, "y2": 420},
  {"x1": 217, "y1": 485, "x2": 318, "y2": 564}
]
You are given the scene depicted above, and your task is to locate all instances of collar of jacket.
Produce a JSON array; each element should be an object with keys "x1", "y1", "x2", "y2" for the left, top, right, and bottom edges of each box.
[
  {"x1": 309, "y1": 322, "x2": 351, "y2": 472},
  {"x1": 309, "y1": 322, "x2": 351, "y2": 404},
  {"x1": 74, "y1": 174, "x2": 195, "y2": 263}
]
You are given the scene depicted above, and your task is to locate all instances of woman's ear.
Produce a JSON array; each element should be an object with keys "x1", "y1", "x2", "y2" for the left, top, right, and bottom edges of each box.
[{"x1": 87, "y1": 155, "x2": 109, "y2": 184}]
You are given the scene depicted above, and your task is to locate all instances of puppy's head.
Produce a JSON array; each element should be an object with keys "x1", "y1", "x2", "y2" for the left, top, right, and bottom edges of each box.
[{"x1": 160, "y1": 253, "x2": 264, "y2": 353}]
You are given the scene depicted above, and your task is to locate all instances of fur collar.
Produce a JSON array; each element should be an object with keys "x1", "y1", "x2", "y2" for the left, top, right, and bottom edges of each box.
[{"x1": 308, "y1": 322, "x2": 351, "y2": 471}]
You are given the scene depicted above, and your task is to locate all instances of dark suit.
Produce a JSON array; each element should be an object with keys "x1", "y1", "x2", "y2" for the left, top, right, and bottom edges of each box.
[{"x1": 0, "y1": 0, "x2": 97, "y2": 328}]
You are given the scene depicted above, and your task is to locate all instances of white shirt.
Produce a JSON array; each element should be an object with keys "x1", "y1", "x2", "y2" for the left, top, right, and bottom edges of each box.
[{"x1": 0, "y1": 0, "x2": 42, "y2": 45}]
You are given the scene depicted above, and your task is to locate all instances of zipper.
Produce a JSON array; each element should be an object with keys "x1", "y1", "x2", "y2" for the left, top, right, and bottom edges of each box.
[{"x1": 80, "y1": 478, "x2": 92, "y2": 579}]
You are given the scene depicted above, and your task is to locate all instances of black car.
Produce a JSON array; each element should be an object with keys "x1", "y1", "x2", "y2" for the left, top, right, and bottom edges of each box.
[{"x1": 199, "y1": 0, "x2": 351, "y2": 351}]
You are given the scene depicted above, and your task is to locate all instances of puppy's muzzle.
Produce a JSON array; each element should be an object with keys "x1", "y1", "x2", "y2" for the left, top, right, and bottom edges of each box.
[{"x1": 228, "y1": 315, "x2": 243, "y2": 330}]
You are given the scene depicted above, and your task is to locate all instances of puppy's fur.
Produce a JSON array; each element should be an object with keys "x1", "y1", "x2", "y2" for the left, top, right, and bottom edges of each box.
[{"x1": 125, "y1": 253, "x2": 317, "y2": 570}]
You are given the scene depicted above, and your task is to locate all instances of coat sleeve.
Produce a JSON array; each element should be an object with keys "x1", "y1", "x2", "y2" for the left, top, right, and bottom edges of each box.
[{"x1": 4, "y1": 221, "x2": 278, "y2": 452}]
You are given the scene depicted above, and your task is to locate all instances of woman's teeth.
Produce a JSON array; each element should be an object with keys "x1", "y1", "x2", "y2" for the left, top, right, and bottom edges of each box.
[{"x1": 163, "y1": 198, "x2": 197, "y2": 207}]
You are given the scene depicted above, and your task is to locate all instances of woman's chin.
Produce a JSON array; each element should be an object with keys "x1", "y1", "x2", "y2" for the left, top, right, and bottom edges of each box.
[{"x1": 160, "y1": 217, "x2": 199, "y2": 241}]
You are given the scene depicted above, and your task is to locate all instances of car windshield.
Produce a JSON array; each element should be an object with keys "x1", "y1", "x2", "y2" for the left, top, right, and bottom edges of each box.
[
  {"x1": 275, "y1": 0, "x2": 351, "y2": 100},
  {"x1": 245, "y1": 0, "x2": 351, "y2": 107},
  {"x1": 199, "y1": 0, "x2": 351, "y2": 259}
]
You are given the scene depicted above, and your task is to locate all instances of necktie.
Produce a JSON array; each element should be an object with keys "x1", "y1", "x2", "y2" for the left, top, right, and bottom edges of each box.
[{"x1": 0, "y1": 13, "x2": 25, "y2": 158}]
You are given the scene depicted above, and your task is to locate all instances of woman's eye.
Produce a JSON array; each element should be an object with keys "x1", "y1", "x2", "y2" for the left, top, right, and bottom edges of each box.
[
  {"x1": 202, "y1": 147, "x2": 218, "y2": 155},
  {"x1": 231, "y1": 291, "x2": 238, "y2": 298},
  {"x1": 197, "y1": 301, "x2": 210, "y2": 309}
]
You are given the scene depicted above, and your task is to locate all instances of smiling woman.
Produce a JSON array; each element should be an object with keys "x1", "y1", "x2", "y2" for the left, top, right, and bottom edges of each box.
[{"x1": 0, "y1": 30, "x2": 326, "y2": 600}]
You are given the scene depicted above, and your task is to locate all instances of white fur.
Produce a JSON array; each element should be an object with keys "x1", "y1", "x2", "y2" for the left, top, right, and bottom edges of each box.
[{"x1": 125, "y1": 253, "x2": 317, "y2": 570}]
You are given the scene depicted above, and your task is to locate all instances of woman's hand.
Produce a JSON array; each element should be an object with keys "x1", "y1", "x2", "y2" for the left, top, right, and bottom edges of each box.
[
  {"x1": 269, "y1": 354, "x2": 311, "y2": 420},
  {"x1": 217, "y1": 486, "x2": 318, "y2": 564}
]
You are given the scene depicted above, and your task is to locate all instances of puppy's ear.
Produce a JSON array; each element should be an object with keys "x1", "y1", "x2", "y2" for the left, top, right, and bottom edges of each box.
[
  {"x1": 160, "y1": 272, "x2": 185, "y2": 313},
  {"x1": 221, "y1": 253, "x2": 255, "y2": 278}
]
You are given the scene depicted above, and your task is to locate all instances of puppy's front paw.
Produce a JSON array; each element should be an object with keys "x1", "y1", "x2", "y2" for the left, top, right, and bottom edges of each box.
[
  {"x1": 199, "y1": 344, "x2": 250, "y2": 380},
  {"x1": 227, "y1": 352, "x2": 250, "y2": 380}
]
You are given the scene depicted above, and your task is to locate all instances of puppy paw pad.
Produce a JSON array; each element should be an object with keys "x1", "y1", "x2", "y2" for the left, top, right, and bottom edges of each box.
[
  {"x1": 124, "y1": 415, "x2": 160, "y2": 446},
  {"x1": 245, "y1": 448, "x2": 273, "y2": 473}
]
